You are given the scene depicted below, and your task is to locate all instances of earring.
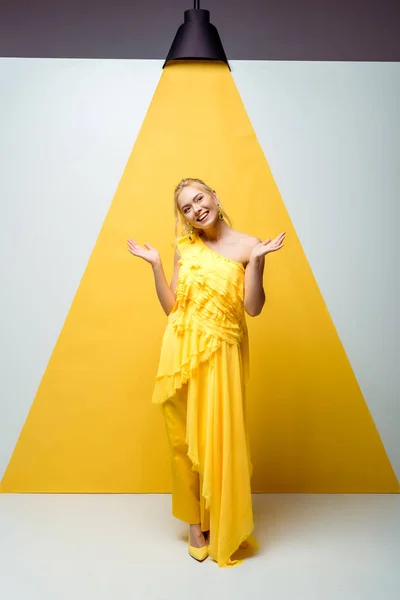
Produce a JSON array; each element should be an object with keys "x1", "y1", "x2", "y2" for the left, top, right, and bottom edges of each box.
[
  {"x1": 217, "y1": 206, "x2": 224, "y2": 221},
  {"x1": 187, "y1": 223, "x2": 194, "y2": 241}
]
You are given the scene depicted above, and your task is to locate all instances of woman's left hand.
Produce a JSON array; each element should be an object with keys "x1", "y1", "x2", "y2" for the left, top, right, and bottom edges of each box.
[{"x1": 250, "y1": 232, "x2": 285, "y2": 262}]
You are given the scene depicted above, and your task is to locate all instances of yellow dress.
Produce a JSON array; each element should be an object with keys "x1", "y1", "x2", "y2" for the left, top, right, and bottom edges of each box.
[{"x1": 152, "y1": 232, "x2": 257, "y2": 567}]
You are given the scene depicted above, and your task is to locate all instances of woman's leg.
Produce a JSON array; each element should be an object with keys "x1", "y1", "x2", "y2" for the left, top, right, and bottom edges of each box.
[{"x1": 162, "y1": 384, "x2": 202, "y2": 529}]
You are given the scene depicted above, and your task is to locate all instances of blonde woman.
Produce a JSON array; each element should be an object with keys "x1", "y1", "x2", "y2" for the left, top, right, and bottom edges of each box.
[{"x1": 127, "y1": 178, "x2": 285, "y2": 567}]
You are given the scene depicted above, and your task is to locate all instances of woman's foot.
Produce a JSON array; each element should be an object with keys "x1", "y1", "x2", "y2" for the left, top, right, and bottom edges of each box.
[
  {"x1": 189, "y1": 524, "x2": 207, "y2": 548},
  {"x1": 188, "y1": 524, "x2": 208, "y2": 562}
]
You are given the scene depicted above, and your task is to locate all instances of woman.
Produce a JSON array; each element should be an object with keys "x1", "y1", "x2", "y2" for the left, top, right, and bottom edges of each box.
[{"x1": 127, "y1": 178, "x2": 285, "y2": 567}]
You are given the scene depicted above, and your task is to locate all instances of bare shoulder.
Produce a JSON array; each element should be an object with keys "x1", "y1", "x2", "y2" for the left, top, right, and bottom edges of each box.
[
  {"x1": 229, "y1": 229, "x2": 260, "y2": 245},
  {"x1": 229, "y1": 229, "x2": 261, "y2": 262}
]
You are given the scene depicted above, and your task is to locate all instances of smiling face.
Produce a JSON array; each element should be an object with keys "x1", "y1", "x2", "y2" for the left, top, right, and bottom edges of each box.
[{"x1": 177, "y1": 185, "x2": 219, "y2": 231}]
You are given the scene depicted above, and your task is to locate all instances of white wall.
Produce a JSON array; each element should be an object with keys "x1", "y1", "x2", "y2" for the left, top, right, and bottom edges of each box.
[
  {"x1": 232, "y1": 61, "x2": 400, "y2": 480},
  {"x1": 0, "y1": 59, "x2": 162, "y2": 480},
  {"x1": 0, "y1": 58, "x2": 399, "y2": 483}
]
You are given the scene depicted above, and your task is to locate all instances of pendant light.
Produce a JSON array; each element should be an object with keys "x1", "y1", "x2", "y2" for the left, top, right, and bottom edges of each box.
[{"x1": 163, "y1": 1, "x2": 230, "y2": 70}]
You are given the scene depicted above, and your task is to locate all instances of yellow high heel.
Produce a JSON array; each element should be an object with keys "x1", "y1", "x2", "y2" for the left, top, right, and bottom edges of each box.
[{"x1": 188, "y1": 539, "x2": 209, "y2": 562}]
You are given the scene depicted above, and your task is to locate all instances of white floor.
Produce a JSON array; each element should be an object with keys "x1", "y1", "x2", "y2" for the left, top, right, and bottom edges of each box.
[{"x1": 0, "y1": 493, "x2": 399, "y2": 600}]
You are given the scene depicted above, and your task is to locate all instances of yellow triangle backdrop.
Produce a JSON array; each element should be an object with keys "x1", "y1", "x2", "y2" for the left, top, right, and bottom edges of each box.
[{"x1": 1, "y1": 62, "x2": 398, "y2": 493}]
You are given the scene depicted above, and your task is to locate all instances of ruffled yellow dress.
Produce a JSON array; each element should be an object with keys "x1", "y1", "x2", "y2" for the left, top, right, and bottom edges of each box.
[{"x1": 152, "y1": 232, "x2": 257, "y2": 567}]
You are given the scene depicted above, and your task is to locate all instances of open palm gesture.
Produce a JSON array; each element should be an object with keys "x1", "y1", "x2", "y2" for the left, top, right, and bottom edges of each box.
[
  {"x1": 127, "y1": 238, "x2": 160, "y2": 266},
  {"x1": 250, "y1": 232, "x2": 285, "y2": 262}
]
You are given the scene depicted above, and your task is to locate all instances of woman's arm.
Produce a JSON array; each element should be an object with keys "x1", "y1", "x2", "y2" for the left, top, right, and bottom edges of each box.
[
  {"x1": 243, "y1": 231, "x2": 285, "y2": 317},
  {"x1": 127, "y1": 239, "x2": 180, "y2": 316},
  {"x1": 152, "y1": 249, "x2": 180, "y2": 316},
  {"x1": 244, "y1": 247, "x2": 266, "y2": 317}
]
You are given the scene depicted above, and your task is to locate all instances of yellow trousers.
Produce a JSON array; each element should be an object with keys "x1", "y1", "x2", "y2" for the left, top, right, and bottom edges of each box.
[{"x1": 162, "y1": 383, "x2": 210, "y2": 531}]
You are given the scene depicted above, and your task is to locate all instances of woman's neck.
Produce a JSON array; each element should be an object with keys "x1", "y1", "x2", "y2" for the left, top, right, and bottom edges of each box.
[{"x1": 199, "y1": 220, "x2": 231, "y2": 243}]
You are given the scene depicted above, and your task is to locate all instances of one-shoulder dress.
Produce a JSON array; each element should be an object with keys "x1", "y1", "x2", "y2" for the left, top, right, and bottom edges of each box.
[{"x1": 152, "y1": 232, "x2": 257, "y2": 567}]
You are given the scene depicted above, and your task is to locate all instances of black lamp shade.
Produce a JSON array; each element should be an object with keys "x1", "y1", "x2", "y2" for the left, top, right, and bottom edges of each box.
[{"x1": 163, "y1": 8, "x2": 230, "y2": 70}]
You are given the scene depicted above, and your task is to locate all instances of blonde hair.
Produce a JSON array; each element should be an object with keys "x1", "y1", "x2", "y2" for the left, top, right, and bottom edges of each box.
[{"x1": 173, "y1": 177, "x2": 232, "y2": 239}]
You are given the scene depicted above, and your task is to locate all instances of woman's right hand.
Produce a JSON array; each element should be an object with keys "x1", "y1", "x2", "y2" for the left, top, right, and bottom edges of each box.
[{"x1": 127, "y1": 238, "x2": 161, "y2": 267}]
